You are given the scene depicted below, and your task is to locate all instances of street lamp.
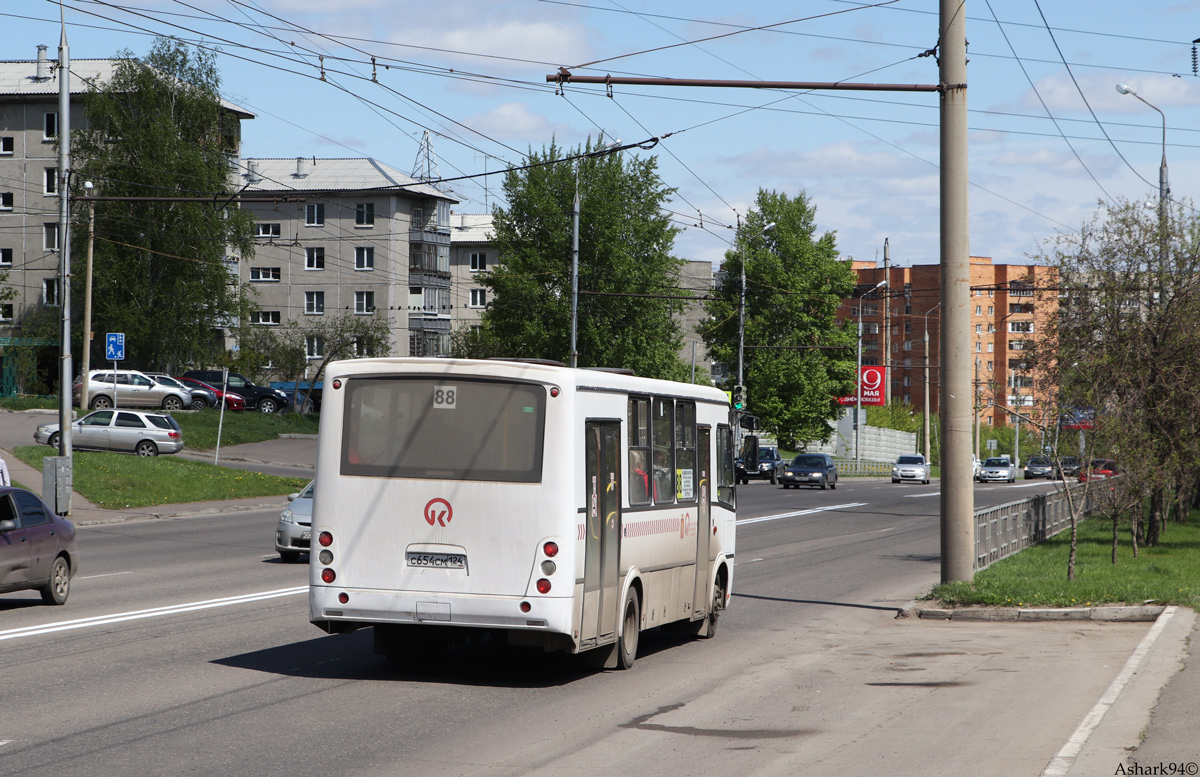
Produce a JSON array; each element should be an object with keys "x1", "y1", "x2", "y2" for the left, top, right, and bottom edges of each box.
[
  {"x1": 570, "y1": 139, "x2": 621, "y2": 368},
  {"x1": 736, "y1": 220, "x2": 775, "y2": 388},
  {"x1": 856, "y1": 278, "x2": 887, "y2": 462},
  {"x1": 922, "y1": 301, "x2": 941, "y2": 460},
  {"x1": 1116, "y1": 83, "x2": 1169, "y2": 273}
]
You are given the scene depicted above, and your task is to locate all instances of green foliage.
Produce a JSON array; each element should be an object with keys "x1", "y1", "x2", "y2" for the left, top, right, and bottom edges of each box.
[
  {"x1": 13, "y1": 446, "x2": 307, "y2": 509},
  {"x1": 703, "y1": 190, "x2": 857, "y2": 444},
  {"x1": 71, "y1": 38, "x2": 256, "y2": 373},
  {"x1": 929, "y1": 511, "x2": 1200, "y2": 609},
  {"x1": 476, "y1": 139, "x2": 692, "y2": 380}
]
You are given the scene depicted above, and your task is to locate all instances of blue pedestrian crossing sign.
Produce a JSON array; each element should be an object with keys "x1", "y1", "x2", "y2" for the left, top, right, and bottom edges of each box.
[{"x1": 106, "y1": 333, "x2": 125, "y2": 361}]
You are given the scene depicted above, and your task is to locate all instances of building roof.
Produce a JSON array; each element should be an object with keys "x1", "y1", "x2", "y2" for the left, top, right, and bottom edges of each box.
[
  {"x1": 0, "y1": 51, "x2": 254, "y2": 118},
  {"x1": 449, "y1": 213, "x2": 494, "y2": 243},
  {"x1": 241, "y1": 157, "x2": 456, "y2": 201}
]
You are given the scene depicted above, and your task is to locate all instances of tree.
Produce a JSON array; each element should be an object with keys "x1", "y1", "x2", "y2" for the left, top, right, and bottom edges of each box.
[
  {"x1": 300, "y1": 313, "x2": 392, "y2": 411},
  {"x1": 471, "y1": 139, "x2": 692, "y2": 380},
  {"x1": 702, "y1": 190, "x2": 857, "y2": 445},
  {"x1": 71, "y1": 38, "x2": 255, "y2": 372},
  {"x1": 1031, "y1": 196, "x2": 1200, "y2": 571}
]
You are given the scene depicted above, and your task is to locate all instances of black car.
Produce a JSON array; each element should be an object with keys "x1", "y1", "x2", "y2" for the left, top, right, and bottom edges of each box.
[
  {"x1": 781, "y1": 453, "x2": 838, "y2": 490},
  {"x1": 736, "y1": 446, "x2": 786, "y2": 485},
  {"x1": 183, "y1": 370, "x2": 291, "y2": 414},
  {"x1": 1054, "y1": 456, "x2": 1082, "y2": 479},
  {"x1": 1024, "y1": 456, "x2": 1055, "y2": 480}
]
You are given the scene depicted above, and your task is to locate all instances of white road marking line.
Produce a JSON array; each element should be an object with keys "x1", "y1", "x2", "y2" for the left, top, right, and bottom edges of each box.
[
  {"x1": 878, "y1": 527, "x2": 896, "y2": 532},
  {"x1": 903, "y1": 492, "x2": 940, "y2": 498},
  {"x1": 1041, "y1": 606, "x2": 1178, "y2": 777},
  {"x1": 77, "y1": 571, "x2": 134, "y2": 580},
  {"x1": 0, "y1": 586, "x2": 307, "y2": 643},
  {"x1": 736, "y1": 503, "x2": 867, "y2": 526}
]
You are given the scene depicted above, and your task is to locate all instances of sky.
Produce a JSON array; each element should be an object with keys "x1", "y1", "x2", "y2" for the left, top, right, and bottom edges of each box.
[{"x1": 7, "y1": 0, "x2": 1200, "y2": 270}]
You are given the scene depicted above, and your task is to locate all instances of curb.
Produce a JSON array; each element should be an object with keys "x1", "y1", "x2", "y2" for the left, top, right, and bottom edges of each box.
[
  {"x1": 897, "y1": 602, "x2": 1166, "y2": 622},
  {"x1": 72, "y1": 500, "x2": 284, "y2": 526}
]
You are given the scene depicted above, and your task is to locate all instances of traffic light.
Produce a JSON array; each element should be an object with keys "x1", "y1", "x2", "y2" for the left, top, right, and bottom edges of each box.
[{"x1": 732, "y1": 384, "x2": 745, "y2": 410}]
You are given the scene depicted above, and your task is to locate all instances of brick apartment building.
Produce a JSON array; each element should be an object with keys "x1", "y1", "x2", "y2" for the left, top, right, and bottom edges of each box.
[{"x1": 843, "y1": 256, "x2": 1057, "y2": 431}]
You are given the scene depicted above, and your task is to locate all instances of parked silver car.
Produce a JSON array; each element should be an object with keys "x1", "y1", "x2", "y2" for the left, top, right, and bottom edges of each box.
[
  {"x1": 35, "y1": 409, "x2": 184, "y2": 457},
  {"x1": 144, "y1": 372, "x2": 215, "y2": 410},
  {"x1": 276, "y1": 480, "x2": 313, "y2": 563},
  {"x1": 74, "y1": 369, "x2": 191, "y2": 411},
  {"x1": 892, "y1": 454, "x2": 931, "y2": 484},
  {"x1": 978, "y1": 456, "x2": 1016, "y2": 483}
]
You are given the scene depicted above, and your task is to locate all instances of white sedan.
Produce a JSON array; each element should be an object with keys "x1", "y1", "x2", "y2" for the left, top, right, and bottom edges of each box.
[{"x1": 978, "y1": 457, "x2": 1016, "y2": 483}]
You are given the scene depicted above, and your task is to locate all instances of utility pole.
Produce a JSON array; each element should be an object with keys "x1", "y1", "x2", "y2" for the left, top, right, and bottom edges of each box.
[
  {"x1": 883, "y1": 238, "x2": 891, "y2": 406},
  {"x1": 80, "y1": 182, "x2": 95, "y2": 413},
  {"x1": 54, "y1": 27, "x2": 73, "y2": 515},
  {"x1": 939, "y1": 0, "x2": 974, "y2": 583}
]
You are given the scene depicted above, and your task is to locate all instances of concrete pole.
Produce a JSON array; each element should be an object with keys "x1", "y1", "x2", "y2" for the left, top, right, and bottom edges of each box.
[
  {"x1": 570, "y1": 163, "x2": 580, "y2": 368},
  {"x1": 883, "y1": 238, "x2": 891, "y2": 406},
  {"x1": 80, "y1": 186, "x2": 94, "y2": 413},
  {"x1": 737, "y1": 214, "x2": 745, "y2": 387},
  {"x1": 855, "y1": 318, "x2": 863, "y2": 462},
  {"x1": 57, "y1": 30, "x2": 73, "y2": 468},
  {"x1": 924, "y1": 323, "x2": 931, "y2": 460},
  {"x1": 939, "y1": 0, "x2": 974, "y2": 583}
]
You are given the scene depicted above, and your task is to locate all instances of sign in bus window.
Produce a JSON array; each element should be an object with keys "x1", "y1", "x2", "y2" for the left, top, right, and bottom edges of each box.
[{"x1": 341, "y1": 377, "x2": 546, "y2": 482}]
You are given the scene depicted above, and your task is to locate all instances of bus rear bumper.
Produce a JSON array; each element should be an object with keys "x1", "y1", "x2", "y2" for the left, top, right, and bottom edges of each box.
[{"x1": 309, "y1": 586, "x2": 575, "y2": 637}]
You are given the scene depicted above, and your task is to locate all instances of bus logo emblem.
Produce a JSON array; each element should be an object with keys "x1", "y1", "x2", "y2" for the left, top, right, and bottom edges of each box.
[{"x1": 424, "y1": 498, "x2": 453, "y2": 527}]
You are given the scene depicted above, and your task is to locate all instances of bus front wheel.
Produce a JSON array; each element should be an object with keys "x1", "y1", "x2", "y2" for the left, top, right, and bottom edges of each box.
[{"x1": 618, "y1": 588, "x2": 640, "y2": 669}]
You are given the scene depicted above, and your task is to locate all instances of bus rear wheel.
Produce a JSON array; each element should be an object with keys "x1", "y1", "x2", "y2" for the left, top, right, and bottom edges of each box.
[{"x1": 618, "y1": 588, "x2": 640, "y2": 669}]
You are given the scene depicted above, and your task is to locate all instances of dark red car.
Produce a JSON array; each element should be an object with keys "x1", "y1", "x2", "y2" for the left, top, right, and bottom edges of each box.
[
  {"x1": 176, "y1": 377, "x2": 246, "y2": 411},
  {"x1": 0, "y1": 487, "x2": 79, "y2": 605},
  {"x1": 1078, "y1": 459, "x2": 1118, "y2": 482}
]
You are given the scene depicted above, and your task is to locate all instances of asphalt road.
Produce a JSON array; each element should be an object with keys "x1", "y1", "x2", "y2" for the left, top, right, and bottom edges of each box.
[{"x1": 3, "y1": 474, "x2": 1165, "y2": 777}]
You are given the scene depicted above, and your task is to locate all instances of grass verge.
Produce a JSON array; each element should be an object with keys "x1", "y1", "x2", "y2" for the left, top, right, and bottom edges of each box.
[
  {"x1": 930, "y1": 513, "x2": 1200, "y2": 609},
  {"x1": 0, "y1": 397, "x2": 58, "y2": 411},
  {"x1": 171, "y1": 410, "x2": 319, "y2": 450},
  {"x1": 13, "y1": 445, "x2": 308, "y2": 509}
]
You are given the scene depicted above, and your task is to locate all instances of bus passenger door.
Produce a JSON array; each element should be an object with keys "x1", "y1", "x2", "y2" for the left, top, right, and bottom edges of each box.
[
  {"x1": 581, "y1": 421, "x2": 621, "y2": 647},
  {"x1": 692, "y1": 426, "x2": 712, "y2": 618}
]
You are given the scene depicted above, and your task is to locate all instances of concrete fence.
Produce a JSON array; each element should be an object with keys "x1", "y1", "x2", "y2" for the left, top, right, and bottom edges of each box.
[{"x1": 974, "y1": 484, "x2": 1094, "y2": 571}]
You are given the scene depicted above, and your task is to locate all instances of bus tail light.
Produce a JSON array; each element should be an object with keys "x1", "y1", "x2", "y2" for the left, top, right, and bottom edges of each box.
[
  {"x1": 536, "y1": 578, "x2": 551, "y2": 594},
  {"x1": 543, "y1": 541, "x2": 558, "y2": 557},
  {"x1": 318, "y1": 531, "x2": 333, "y2": 547},
  {"x1": 338, "y1": 592, "x2": 349, "y2": 604},
  {"x1": 520, "y1": 601, "x2": 531, "y2": 613},
  {"x1": 321, "y1": 568, "x2": 336, "y2": 584}
]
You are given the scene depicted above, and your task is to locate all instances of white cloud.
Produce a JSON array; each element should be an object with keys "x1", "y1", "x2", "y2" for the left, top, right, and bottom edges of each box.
[{"x1": 461, "y1": 102, "x2": 576, "y2": 143}]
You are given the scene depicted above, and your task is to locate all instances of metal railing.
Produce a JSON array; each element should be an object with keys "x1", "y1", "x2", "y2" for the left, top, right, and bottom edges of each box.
[
  {"x1": 834, "y1": 459, "x2": 894, "y2": 478},
  {"x1": 974, "y1": 484, "x2": 1094, "y2": 571}
]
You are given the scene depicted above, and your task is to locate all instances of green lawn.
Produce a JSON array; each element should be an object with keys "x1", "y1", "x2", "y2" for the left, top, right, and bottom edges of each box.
[
  {"x1": 930, "y1": 513, "x2": 1200, "y2": 609},
  {"x1": 13, "y1": 445, "x2": 308, "y2": 509},
  {"x1": 171, "y1": 409, "x2": 319, "y2": 450}
]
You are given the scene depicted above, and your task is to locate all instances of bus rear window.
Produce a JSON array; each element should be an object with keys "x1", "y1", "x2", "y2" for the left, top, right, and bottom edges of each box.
[{"x1": 340, "y1": 377, "x2": 546, "y2": 482}]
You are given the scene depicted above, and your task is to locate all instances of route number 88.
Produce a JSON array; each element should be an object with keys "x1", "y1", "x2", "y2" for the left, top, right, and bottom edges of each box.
[{"x1": 433, "y1": 385, "x2": 457, "y2": 410}]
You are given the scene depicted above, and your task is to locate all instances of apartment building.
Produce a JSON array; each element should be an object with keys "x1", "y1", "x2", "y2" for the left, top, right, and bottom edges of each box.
[
  {"x1": 843, "y1": 256, "x2": 1057, "y2": 429},
  {"x1": 238, "y1": 157, "x2": 458, "y2": 359}
]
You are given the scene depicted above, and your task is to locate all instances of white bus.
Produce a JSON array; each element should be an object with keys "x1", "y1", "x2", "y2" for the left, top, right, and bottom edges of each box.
[{"x1": 309, "y1": 357, "x2": 737, "y2": 668}]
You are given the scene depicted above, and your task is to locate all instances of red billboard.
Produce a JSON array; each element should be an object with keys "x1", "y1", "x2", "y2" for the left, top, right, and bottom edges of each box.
[{"x1": 837, "y1": 366, "x2": 886, "y2": 406}]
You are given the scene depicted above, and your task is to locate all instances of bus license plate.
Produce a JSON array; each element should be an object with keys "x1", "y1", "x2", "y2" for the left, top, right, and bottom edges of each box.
[
  {"x1": 301, "y1": 531, "x2": 311, "y2": 540},
  {"x1": 406, "y1": 552, "x2": 467, "y2": 570}
]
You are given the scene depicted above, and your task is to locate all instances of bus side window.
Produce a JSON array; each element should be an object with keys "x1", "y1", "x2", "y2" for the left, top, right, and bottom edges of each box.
[
  {"x1": 674, "y1": 402, "x2": 696, "y2": 502},
  {"x1": 651, "y1": 397, "x2": 674, "y2": 504},
  {"x1": 628, "y1": 397, "x2": 651, "y2": 505},
  {"x1": 716, "y1": 424, "x2": 735, "y2": 508}
]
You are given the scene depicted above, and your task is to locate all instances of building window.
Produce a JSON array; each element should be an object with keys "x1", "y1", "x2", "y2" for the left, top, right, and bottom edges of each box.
[
  {"x1": 1009, "y1": 359, "x2": 1030, "y2": 370},
  {"x1": 0, "y1": 303, "x2": 11, "y2": 322},
  {"x1": 354, "y1": 290, "x2": 375, "y2": 314},
  {"x1": 862, "y1": 357, "x2": 879, "y2": 366},
  {"x1": 0, "y1": 136, "x2": 13, "y2": 155},
  {"x1": 254, "y1": 223, "x2": 281, "y2": 238},
  {"x1": 862, "y1": 322, "x2": 879, "y2": 335},
  {"x1": 1009, "y1": 303, "x2": 1034, "y2": 314},
  {"x1": 904, "y1": 322, "x2": 912, "y2": 334},
  {"x1": 44, "y1": 223, "x2": 59, "y2": 251},
  {"x1": 44, "y1": 112, "x2": 58, "y2": 140},
  {"x1": 355, "y1": 246, "x2": 374, "y2": 270},
  {"x1": 987, "y1": 361, "x2": 994, "y2": 371},
  {"x1": 987, "y1": 324, "x2": 995, "y2": 333},
  {"x1": 43, "y1": 278, "x2": 59, "y2": 307},
  {"x1": 987, "y1": 306, "x2": 994, "y2": 315},
  {"x1": 987, "y1": 343, "x2": 994, "y2": 352},
  {"x1": 306, "y1": 335, "x2": 324, "y2": 359},
  {"x1": 974, "y1": 342, "x2": 981, "y2": 352},
  {"x1": 1009, "y1": 340, "x2": 1028, "y2": 351},
  {"x1": 470, "y1": 252, "x2": 487, "y2": 272},
  {"x1": 355, "y1": 203, "x2": 374, "y2": 226},
  {"x1": 0, "y1": 248, "x2": 11, "y2": 266},
  {"x1": 1009, "y1": 281, "x2": 1034, "y2": 297},
  {"x1": 251, "y1": 310, "x2": 281, "y2": 325},
  {"x1": 305, "y1": 247, "x2": 325, "y2": 270},
  {"x1": 305, "y1": 291, "x2": 324, "y2": 315},
  {"x1": 975, "y1": 324, "x2": 981, "y2": 334},
  {"x1": 1009, "y1": 321, "x2": 1034, "y2": 333},
  {"x1": 974, "y1": 305, "x2": 981, "y2": 315},
  {"x1": 305, "y1": 203, "x2": 324, "y2": 226},
  {"x1": 0, "y1": 192, "x2": 11, "y2": 211},
  {"x1": 44, "y1": 168, "x2": 57, "y2": 195},
  {"x1": 249, "y1": 266, "x2": 280, "y2": 282},
  {"x1": 470, "y1": 289, "x2": 486, "y2": 308}
]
